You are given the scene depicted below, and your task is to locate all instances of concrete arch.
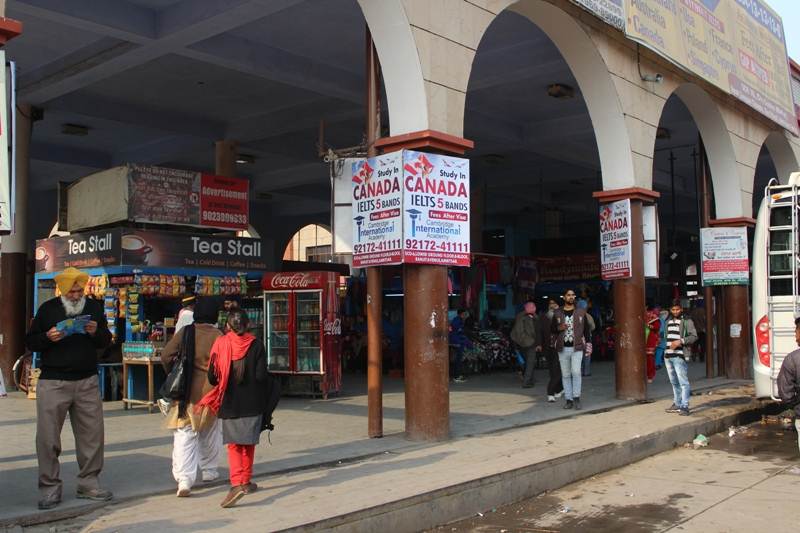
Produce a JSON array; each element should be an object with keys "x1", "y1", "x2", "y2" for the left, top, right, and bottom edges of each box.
[
  {"x1": 472, "y1": 0, "x2": 638, "y2": 190},
  {"x1": 666, "y1": 84, "x2": 742, "y2": 218},
  {"x1": 357, "y1": 0, "x2": 429, "y2": 136},
  {"x1": 763, "y1": 131, "x2": 800, "y2": 183}
]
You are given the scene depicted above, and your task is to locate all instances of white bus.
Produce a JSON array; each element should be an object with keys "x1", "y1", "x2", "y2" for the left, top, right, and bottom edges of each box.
[{"x1": 752, "y1": 172, "x2": 800, "y2": 398}]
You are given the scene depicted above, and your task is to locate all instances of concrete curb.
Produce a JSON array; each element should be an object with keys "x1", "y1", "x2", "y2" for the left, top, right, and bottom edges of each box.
[{"x1": 279, "y1": 398, "x2": 781, "y2": 533}]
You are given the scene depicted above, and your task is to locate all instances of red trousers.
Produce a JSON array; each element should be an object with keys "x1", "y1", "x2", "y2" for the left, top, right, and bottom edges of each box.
[
  {"x1": 646, "y1": 350, "x2": 656, "y2": 381},
  {"x1": 227, "y1": 444, "x2": 255, "y2": 486}
]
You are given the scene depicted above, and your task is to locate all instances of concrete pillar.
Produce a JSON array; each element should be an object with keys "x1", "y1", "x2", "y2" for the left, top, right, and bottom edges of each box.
[
  {"x1": 0, "y1": 103, "x2": 32, "y2": 387},
  {"x1": 215, "y1": 141, "x2": 237, "y2": 178},
  {"x1": 593, "y1": 187, "x2": 660, "y2": 401},
  {"x1": 376, "y1": 130, "x2": 473, "y2": 442},
  {"x1": 709, "y1": 217, "x2": 755, "y2": 380}
]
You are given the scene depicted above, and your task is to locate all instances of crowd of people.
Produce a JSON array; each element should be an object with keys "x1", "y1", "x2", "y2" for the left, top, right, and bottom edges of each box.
[{"x1": 25, "y1": 267, "x2": 279, "y2": 511}]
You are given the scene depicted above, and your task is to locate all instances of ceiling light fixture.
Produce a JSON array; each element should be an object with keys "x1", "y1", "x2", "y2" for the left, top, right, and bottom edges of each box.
[
  {"x1": 547, "y1": 83, "x2": 575, "y2": 99},
  {"x1": 236, "y1": 154, "x2": 255, "y2": 164},
  {"x1": 61, "y1": 123, "x2": 89, "y2": 136}
]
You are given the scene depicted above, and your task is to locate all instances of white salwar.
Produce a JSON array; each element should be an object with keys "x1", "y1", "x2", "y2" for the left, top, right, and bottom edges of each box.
[{"x1": 171, "y1": 418, "x2": 222, "y2": 486}]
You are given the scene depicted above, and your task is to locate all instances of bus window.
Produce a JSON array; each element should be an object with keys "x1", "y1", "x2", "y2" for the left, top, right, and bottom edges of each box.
[
  {"x1": 770, "y1": 205, "x2": 791, "y2": 227},
  {"x1": 770, "y1": 231, "x2": 791, "y2": 251},
  {"x1": 769, "y1": 230, "x2": 793, "y2": 296}
]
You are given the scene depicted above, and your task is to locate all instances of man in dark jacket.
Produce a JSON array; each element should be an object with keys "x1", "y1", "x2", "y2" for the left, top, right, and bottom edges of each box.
[
  {"x1": 26, "y1": 268, "x2": 113, "y2": 510},
  {"x1": 777, "y1": 316, "x2": 800, "y2": 453},
  {"x1": 511, "y1": 301, "x2": 541, "y2": 389},
  {"x1": 552, "y1": 289, "x2": 592, "y2": 410}
]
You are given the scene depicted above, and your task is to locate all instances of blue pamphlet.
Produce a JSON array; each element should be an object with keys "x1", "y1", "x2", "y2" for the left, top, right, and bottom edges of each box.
[{"x1": 55, "y1": 315, "x2": 92, "y2": 337}]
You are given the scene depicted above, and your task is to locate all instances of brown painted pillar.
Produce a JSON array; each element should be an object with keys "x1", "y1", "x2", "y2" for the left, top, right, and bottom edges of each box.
[
  {"x1": 375, "y1": 130, "x2": 473, "y2": 442},
  {"x1": 215, "y1": 140, "x2": 237, "y2": 178},
  {"x1": 0, "y1": 103, "x2": 32, "y2": 388},
  {"x1": 365, "y1": 27, "x2": 383, "y2": 438},
  {"x1": 594, "y1": 188, "x2": 660, "y2": 401},
  {"x1": 709, "y1": 218, "x2": 755, "y2": 380}
]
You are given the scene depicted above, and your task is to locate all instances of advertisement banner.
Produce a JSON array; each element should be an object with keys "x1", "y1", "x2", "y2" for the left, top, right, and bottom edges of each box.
[
  {"x1": 351, "y1": 152, "x2": 404, "y2": 267},
  {"x1": 700, "y1": 226, "x2": 749, "y2": 286},
  {"x1": 571, "y1": 0, "x2": 625, "y2": 30},
  {"x1": 35, "y1": 229, "x2": 265, "y2": 272},
  {"x1": 599, "y1": 199, "x2": 632, "y2": 280},
  {"x1": 402, "y1": 150, "x2": 471, "y2": 266},
  {"x1": 35, "y1": 229, "x2": 122, "y2": 272},
  {"x1": 128, "y1": 165, "x2": 249, "y2": 230},
  {"x1": 0, "y1": 51, "x2": 10, "y2": 235},
  {"x1": 624, "y1": 0, "x2": 798, "y2": 135}
]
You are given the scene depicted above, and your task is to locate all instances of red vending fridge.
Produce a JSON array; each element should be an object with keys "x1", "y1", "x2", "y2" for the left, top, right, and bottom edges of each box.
[{"x1": 261, "y1": 271, "x2": 342, "y2": 397}]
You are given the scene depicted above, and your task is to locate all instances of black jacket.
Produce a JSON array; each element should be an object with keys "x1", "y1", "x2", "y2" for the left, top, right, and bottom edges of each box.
[
  {"x1": 208, "y1": 341, "x2": 273, "y2": 419},
  {"x1": 26, "y1": 297, "x2": 112, "y2": 380},
  {"x1": 777, "y1": 348, "x2": 800, "y2": 416}
]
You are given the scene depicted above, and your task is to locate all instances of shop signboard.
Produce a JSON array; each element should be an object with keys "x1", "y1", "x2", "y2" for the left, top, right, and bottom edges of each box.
[
  {"x1": 35, "y1": 229, "x2": 265, "y2": 272},
  {"x1": 599, "y1": 199, "x2": 632, "y2": 280},
  {"x1": 351, "y1": 150, "x2": 471, "y2": 268},
  {"x1": 624, "y1": 0, "x2": 798, "y2": 135},
  {"x1": 536, "y1": 254, "x2": 601, "y2": 281},
  {"x1": 35, "y1": 228, "x2": 122, "y2": 272},
  {"x1": 700, "y1": 226, "x2": 749, "y2": 286},
  {"x1": 128, "y1": 165, "x2": 249, "y2": 230},
  {"x1": 0, "y1": 51, "x2": 10, "y2": 235},
  {"x1": 571, "y1": 0, "x2": 625, "y2": 30}
]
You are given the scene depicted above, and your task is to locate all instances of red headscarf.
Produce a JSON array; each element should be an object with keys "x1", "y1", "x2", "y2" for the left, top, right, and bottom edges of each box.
[{"x1": 196, "y1": 331, "x2": 255, "y2": 415}]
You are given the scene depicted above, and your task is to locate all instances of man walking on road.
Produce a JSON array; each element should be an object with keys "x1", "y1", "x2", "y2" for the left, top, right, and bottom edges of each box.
[
  {"x1": 663, "y1": 301, "x2": 697, "y2": 416},
  {"x1": 552, "y1": 289, "x2": 590, "y2": 410},
  {"x1": 777, "y1": 317, "x2": 800, "y2": 452},
  {"x1": 26, "y1": 267, "x2": 113, "y2": 510},
  {"x1": 511, "y1": 301, "x2": 541, "y2": 389}
]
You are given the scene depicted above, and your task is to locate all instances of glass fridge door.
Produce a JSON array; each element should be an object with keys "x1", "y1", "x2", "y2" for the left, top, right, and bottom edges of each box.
[
  {"x1": 264, "y1": 292, "x2": 291, "y2": 371},
  {"x1": 294, "y1": 290, "x2": 322, "y2": 373}
]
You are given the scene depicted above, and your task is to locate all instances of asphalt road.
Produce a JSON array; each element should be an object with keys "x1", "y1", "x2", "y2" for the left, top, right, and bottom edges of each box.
[{"x1": 432, "y1": 416, "x2": 800, "y2": 533}]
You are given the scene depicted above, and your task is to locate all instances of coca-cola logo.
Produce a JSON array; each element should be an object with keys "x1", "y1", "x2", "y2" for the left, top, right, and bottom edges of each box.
[
  {"x1": 268, "y1": 272, "x2": 319, "y2": 289},
  {"x1": 324, "y1": 318, "x2": 342, "y2": 336}
]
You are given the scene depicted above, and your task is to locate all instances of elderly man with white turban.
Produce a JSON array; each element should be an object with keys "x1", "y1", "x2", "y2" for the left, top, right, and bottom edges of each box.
[{"x1": 26, "y1": 267, "x2": 113, "y2": 510}]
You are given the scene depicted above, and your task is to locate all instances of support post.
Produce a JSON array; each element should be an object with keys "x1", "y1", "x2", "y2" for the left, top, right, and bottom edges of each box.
[
  {"x1": 0, "y1": 103, "x2": 32, "y2": 387},
  {"x1": 594, "y1": 188, "x2": 659, "y2": 401},
  {"x1": 709, "y1": 217, "x2": 756, "y2": 380},
  {"x1": 699, "y1": 138, "x2": 715, "y2": 377},
  {"x1": 403, "y1": 264, "x2": 449, "y2": 440},
  {"x1": 365, "y1": 27, "x2": 383, "y2": 438},
  {"x1": 215, "y1": 140, "x2": 237, "y2": 178}
]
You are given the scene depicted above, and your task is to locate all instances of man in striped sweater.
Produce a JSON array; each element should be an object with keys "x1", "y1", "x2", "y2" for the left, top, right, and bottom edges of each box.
[{"x1": 663, "y1": 301, "x2": 697, "y2": 416}]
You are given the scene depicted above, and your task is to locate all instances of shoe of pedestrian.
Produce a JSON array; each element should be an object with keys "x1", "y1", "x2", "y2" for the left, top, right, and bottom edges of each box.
[
  {"x1": 679, "y1": 407, "x2": 691, "y2": 416},
  {"x1": 547, "y1": 395, "x2": 556, "y2": 403},
  {"x1": 38, "y1": 494, "x2": 61, "y2": 510},
  {"x1": 646, "y1": 379, "x2": 654, "y2": 384},
  {"x1": 220, "y1": 485, "x2": 246, "y2": 508},
  {"x1": 177, "y1": 481, "x2": 191, "y2": 497},
  {"x1": 243, "y1": 482, "x2": 258, "y2": 494},
  {"x1": 574, "y1": 397, "x2": 582, "y2": 410},
  {"x1": 564, "y1": 400, "x2": 574, "y2": 410},
  {"x1": 555, "y1": 391, "x2": 564, "y2": 399},
  {"x1": 201, "y1": 470, "x2": 220, "y2": 483},
  {"x1": 77, "y1": 487, "x2": 113, "y2": 502},
  {"x1": 157, "y1": 398, "x2": 171, "y2": 417},
  {"x1": 665, "y1": 403, "x2": 680, "y2": 413},
  {"x1": 454, "y1": 375, "x2": 467, "y2": 383}
]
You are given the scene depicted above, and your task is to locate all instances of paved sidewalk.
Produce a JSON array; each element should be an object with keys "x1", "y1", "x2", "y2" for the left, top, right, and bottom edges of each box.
[{"x1": 0, "y1": 361, "x2": 732, "y2": 528}]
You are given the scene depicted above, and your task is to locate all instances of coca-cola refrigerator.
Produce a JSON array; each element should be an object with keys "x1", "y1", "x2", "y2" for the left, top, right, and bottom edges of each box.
[{"x1": 261, "y1": 271, "x2": 342, "y2": 397}]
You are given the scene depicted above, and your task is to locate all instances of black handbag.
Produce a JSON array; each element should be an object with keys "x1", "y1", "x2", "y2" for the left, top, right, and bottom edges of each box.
[{"x1": 159, "y1": 326, "x2": 192, "y2": 400}]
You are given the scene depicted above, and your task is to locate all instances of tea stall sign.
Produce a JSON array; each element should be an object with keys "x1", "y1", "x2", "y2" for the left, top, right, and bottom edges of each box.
[{"x1": 599, "y1": 199, "x2": 632, "y2": 280}]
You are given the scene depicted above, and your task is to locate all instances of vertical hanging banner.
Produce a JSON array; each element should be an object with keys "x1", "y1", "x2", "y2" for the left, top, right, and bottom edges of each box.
[
  {"x1": 599, "y1": 199, "x2": 632, "y2": 280},
  {"x1": 700, "y1": 227, "x2": 749, "y2": 286},
  {"x1": 402, "y1": 150, "x2": 471, "y2": 266},
  {"x1": 351, "y1": 150, "x2": 470, "y2": 268},
  {"x1": 0, "y1": 51, "x2": 10, "y2": 235},
  {"x1": 351, "y1": 152, "x2": 404, "y2": 267}
]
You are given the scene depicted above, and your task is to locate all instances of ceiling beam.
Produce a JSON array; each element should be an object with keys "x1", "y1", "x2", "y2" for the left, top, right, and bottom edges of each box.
[{"x1": 17, "y1": 0, "x2": 305, "y2": 104}]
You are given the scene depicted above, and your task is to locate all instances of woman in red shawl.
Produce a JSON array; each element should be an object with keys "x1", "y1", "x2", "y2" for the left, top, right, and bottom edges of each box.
[
  {"x1": 645, "y1": 308, "x2": 660, "y2": 383},
  {"x1": 198, "y1": 310, "x2": 269, "y2": 508}
]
